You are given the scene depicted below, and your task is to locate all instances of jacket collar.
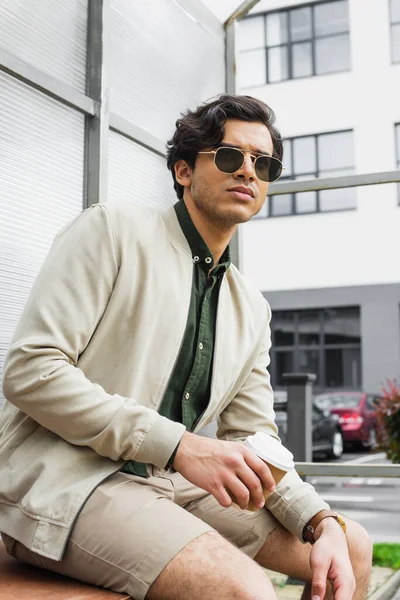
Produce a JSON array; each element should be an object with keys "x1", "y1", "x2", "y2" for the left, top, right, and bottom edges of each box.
[{"x1": 162, "y1": 201, "x2": 231, "y2": 271}]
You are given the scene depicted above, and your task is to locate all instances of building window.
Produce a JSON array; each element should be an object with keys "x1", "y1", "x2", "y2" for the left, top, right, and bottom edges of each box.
[
  {"x1": 391, "y1": 0, "x2": 400, "y2": 63},
  {"x1": 270, "y1": 307, "x2": 361, "y2": 391},
  {"x1": 238, "y1": 0, "x2": 351, "y2": 88},
  {"x1": 262, "y1": 130, "x2": 356, "y2": 218}
]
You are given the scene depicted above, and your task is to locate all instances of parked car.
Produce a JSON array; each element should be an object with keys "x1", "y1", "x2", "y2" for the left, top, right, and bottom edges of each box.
[
  {"x1": 313, "y1": 392, "x2": 381, "y2": 450},
  {"x1": 273, "y1": 391, "x2": 344, "y2": 459}
]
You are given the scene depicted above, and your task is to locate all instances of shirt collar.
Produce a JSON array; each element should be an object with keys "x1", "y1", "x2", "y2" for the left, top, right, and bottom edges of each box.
[{"x1": 174, "y1": 200, "x2": 231, "y2": 273}]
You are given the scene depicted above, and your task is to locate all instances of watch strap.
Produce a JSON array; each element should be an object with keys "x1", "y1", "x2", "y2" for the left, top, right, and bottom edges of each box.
[{"x1": 303, "y1": 510, "x2": 346, "y2": 544}]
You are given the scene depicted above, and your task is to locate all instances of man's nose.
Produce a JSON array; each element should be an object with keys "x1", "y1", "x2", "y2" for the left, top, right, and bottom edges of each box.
[{"x1": 235, "y1": 154, "x2": 255, "y2": 180}]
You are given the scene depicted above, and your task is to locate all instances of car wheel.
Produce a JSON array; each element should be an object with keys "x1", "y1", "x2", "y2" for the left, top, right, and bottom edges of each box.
[
  {"x1": 361, "y1": 428, "x2": 378, "y2": 450},
  {"x1": 327, "y1": 430, "x2": 344, "y2": 459}
]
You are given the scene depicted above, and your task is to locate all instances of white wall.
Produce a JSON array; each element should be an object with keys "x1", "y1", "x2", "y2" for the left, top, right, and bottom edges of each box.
[{"x1": 238, "y1": 0, "x2": 400, "y2": 291}]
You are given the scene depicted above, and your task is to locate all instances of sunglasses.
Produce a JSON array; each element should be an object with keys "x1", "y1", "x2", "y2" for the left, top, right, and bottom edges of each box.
[{"x1": 198, "y1": 146, "x2": 284, "y2": 183}]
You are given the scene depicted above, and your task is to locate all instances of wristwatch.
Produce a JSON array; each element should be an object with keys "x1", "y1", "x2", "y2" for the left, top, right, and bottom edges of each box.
[{"x1": 303, "y1": 510, "x2": 346, "y2": 545}]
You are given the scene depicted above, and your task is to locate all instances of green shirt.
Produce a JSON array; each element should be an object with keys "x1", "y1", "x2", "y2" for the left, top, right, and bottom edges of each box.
[{"x1": 122, "y1": 200, "x2": 231, "y2": 477}]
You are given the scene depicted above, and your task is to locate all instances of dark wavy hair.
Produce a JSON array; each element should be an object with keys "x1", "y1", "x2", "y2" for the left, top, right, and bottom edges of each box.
[{"x1": 166, "y1": 94, "x2": 283, "y2": 200}]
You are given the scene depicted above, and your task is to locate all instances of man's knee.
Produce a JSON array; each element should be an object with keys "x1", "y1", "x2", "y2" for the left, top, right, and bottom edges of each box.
[
  {"x1": 346, "y1": 518, "x2": 373, "y2": 577},
  {"x1": 148, "y1": 531, "x2": 278, "y2": 600}
]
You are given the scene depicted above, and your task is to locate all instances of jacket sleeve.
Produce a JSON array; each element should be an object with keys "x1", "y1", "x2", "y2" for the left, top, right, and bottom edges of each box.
[
  {"x1": 217, "y1": 300, "x2": 329, "y2": 542},
  {"x1": 2, "y1": 204, "x2": 185, "y2": 468}
]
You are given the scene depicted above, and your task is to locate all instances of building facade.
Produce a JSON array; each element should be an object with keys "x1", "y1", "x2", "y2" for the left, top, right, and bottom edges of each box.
[{"x1": 237, "y1": 0, "x2": 400, "y2": 393}]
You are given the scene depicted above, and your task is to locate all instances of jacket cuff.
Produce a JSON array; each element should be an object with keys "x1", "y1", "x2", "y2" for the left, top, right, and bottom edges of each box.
[
  {"x1": 265, "y1": 469, "x2": 330, "y2": 543},
  {"x1": 134, "y1": 414, "x2": 186, "y2": 468},
  {"x1": 166, "y1": 441, "x2": 181, "y2": 469}
]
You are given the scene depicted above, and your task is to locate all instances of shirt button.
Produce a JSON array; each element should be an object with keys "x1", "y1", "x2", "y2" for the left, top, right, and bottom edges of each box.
[
  {"x1": 205, "y1": 257, "x2": 212, "y2": 264},
  {"x1": 185, "y1": 392, "x2": 190, "y2": 400},
  {"x1": 199, "y1": 343, "x2": 203, "y2": 350}
]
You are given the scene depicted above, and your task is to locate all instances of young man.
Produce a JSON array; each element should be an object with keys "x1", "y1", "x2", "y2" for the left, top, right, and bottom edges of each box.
[{"x1": 0, "y1": 95, "x2": 371, "y2": 600}]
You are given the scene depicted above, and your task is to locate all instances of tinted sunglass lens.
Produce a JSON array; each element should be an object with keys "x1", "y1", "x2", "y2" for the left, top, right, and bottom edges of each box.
[
  {"x1": 215, "y1": 148, "x2": 244, "y2": 173},
  {"x1": 256, "y1": 156, "x2": 282, "y2": 182}
]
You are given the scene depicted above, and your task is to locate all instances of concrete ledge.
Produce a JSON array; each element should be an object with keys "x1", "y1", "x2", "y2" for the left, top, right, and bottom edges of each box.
[
  {"x1": 368, "y1": 569, "x2": 400, "y2": 600},
  {"x1": 266, "y1": 566, "x2": 400, "y2": 600}
]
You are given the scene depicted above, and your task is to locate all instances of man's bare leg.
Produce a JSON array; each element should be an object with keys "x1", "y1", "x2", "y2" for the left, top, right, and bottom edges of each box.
[
  {"x1": 148, "y1": 531, "x2": 278, "y2": 600},
  {"x1": 254, "y1": 517, "x2": 372, "y2": 600}
]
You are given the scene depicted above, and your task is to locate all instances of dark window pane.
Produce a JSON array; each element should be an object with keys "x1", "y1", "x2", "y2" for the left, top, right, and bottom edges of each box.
[
  {"x1": 392, "y1": 23, "x2": 400, "y2": 62},
  {"x1": 292, "y1": 42, "x2": 313, "y2": 78},
  {"x1": 323, "y1": 307, "x2": 360, "y2": 344},
  {"x1": 239, "y1": 16, "x2": 265, "y2": 50},
  {"x1": 239, "y1": 49, "x2": 266, "y2": 87},
  {"x1": 314, "y1": 1, "x2": 349, "y2": 36},
  {"x1": 276, "y1": 351, "x2": 294, "y2": 386},
  {"x1": 268, "y1": 46, "x2": 289, "y2": 82},
  {"x1": 271, "y1": 194, "x2": 292, "y2": 216},
  {"x1": 298, "y1": 310, "x2": 320, "y2": 344},
  {"x1": 325, "y1": 347, "x2": 361, "y2": 388},
  {"x1": 391, "y1": 0, "x2": 400, "y2": 22},
  {"x1": 319, "y1": 187, "x2": 356, "y2": 211},
  {"x1": 290, "y1": 7, "x2": 312, "y2": 41},
  {"x1": 295, "y1": 191, "x2": 317, "y2": 213},
  {"x1": 272, "y1": 312, "x2": 295, "y2": 346},
  {"x1": 298, "y1": 349, "x2": 319, "y2": 383},
  {"x1": 266, "y1": 11, "x2": 288, "y2": 46},
  {"x1": 318, "y1": 131, "x2": 354, "y2": 171},
  {"x1": 315, "y1": 34, "x2": 350, "y2": 74},
  {"x1": 293, "y1": 136, "x2": 316, "y2": 174}
]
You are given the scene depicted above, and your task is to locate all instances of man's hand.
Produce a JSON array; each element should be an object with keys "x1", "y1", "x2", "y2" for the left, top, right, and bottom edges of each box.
[
  {"x1": 310, "y1": 517, "x2": 356, "y2": 600},
  {"x1": 173, "y1": 431, "x2": 276, "y2": 510}
]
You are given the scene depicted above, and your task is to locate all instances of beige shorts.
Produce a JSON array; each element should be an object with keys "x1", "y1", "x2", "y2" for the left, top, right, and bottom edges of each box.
[{"x1": 3, "y1": 468, "x2": 279, "y2": 599}]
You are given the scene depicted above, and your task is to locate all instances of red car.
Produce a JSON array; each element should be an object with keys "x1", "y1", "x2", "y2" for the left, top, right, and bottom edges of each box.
[{"x1": 314, "y1": 392, "x2": 381, "y2": 450}]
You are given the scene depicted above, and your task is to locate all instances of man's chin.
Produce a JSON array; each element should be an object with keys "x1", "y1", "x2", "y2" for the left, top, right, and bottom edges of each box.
[
  {"x1": 225, "y1": 204, "x2": 258, "y2": 224},
  {"x1": 212, "y1": 207, "x2": 256, "y2": 229}
]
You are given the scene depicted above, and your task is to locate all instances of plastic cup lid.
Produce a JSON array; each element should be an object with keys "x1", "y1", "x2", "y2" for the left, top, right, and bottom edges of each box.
[{"x1": 245, "y1": 432, "x2": 294, "y2": 471}]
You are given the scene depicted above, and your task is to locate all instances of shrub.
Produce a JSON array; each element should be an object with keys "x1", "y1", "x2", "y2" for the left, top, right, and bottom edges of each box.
[
  {"x1": 376, "y1": 379, "x2": 400, "y2": 464},
  {"x1": 373, "y1": 543, "x2": 400, "y2": 570}
]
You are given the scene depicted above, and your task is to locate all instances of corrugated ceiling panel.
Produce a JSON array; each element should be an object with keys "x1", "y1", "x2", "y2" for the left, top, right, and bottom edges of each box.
[
  {"x1": 110, "y1": 0, "x2": 225, "y2": 143},
  {"x1": 0, "y1": 72, "x2": 84, "y2": 404},
  {"x1": 108, "y1": 131, "x2": 176, "y2": 210},
  {"x1": 0, "y1": 0, "x2": 88, "y2": 91}
]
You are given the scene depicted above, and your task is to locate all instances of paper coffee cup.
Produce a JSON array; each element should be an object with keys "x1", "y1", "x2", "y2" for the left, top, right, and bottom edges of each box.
[{"x1": 244, "y1": 432, "x2": 294, "y2": 511}]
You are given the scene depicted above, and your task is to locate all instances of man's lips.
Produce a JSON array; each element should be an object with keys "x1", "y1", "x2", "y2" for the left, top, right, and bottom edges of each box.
[{"x1": 227, "y1": 186, "x2": 255, "y2": 198}]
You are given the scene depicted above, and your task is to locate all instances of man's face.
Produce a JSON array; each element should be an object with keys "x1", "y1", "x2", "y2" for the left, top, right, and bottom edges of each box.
[{"x1": 180, "y1": 119, "x2": 274, "y2": 229}]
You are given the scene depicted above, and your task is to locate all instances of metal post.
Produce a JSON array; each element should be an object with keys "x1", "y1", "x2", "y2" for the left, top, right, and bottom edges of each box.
[
  {"x1": 84, "y1": 0, "x2": 110, "y2": 208},
  {"x1": 224, "y1": 19, "x2": 241, "y2": 268},
  {"x1": 283, "y1": 373, "x2": 316, "y2": 462}
]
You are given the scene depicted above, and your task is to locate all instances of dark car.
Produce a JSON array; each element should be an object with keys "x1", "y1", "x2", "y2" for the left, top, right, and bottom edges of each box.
[
  {"x1": 273, "y1": 391, "x2": 344, "y2": 459},
  {"x1": 314, "y1": 392, "x2": 381, "y2": 450}
]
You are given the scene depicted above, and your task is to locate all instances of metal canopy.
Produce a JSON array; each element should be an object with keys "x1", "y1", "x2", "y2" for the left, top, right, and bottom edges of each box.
[{"x1": 199, "y1": 0, "x2": 263, "y2": 24}]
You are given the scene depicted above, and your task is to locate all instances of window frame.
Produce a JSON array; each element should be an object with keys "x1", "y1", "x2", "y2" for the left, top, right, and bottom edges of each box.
[
  {"x1": 270, "y1": 306, "x2": 362, "y2": 392},
  {"x1": 264, "y1": 129, "x2": 356, "y2": 218},
  {"x1": 239, "y1": 0, "x2": 351, "y2": 87},
  {"x1": 390, "y1": 0, "x2": 400, "y2": 63}
]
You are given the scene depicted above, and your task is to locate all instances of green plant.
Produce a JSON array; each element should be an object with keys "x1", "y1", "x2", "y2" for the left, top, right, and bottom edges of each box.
[
  {"x1": 376, "y1": 379, "x2": 400, "y2": 464},
  {"x1": 373, "y1": 544, "x2": 400, "y2": 570}
]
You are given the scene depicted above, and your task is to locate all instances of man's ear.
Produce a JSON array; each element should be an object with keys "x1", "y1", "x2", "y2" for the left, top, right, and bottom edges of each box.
[{"x1": 174, "y1": 160, "x2": 193, "y2": 189}]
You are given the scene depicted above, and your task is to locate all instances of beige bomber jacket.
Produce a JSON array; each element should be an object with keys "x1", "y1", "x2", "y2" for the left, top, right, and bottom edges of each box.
[{"x1": 0, "y1": 202, "x2": 329, "y2": 560}]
